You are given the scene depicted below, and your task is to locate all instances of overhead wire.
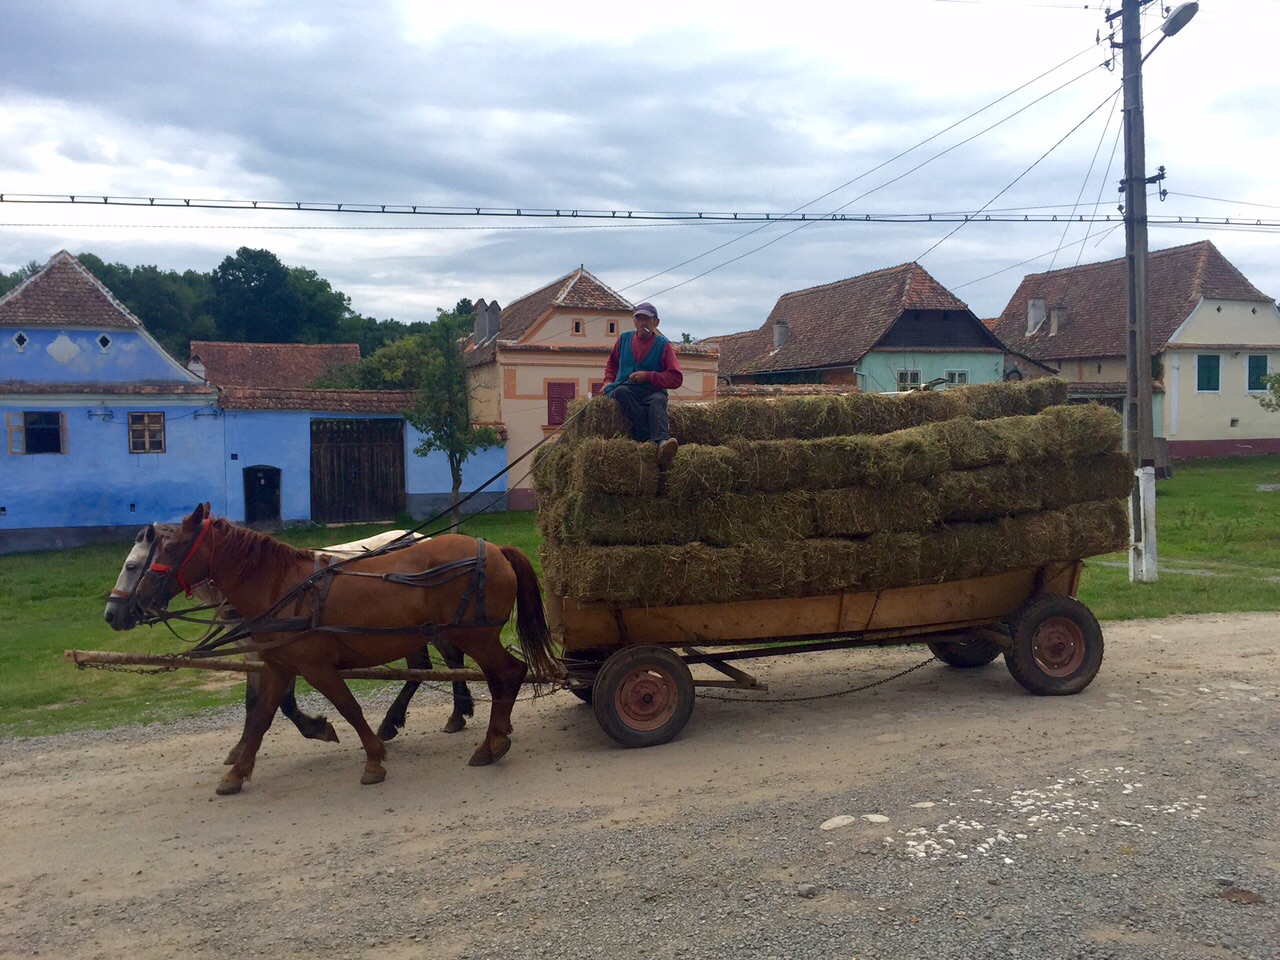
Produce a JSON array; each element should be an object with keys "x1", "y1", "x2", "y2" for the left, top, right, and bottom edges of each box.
[{"x1": 1049, "y1": 86, "x2": 1120, "y2": 272}]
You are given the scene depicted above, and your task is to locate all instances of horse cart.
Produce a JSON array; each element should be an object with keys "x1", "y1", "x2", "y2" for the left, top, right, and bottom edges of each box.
[{"x1": 549, "y1": 559, "x2": 1102, "y2": 749}]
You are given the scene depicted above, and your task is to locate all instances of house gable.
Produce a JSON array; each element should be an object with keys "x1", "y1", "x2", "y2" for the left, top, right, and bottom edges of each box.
[{"x1": 0, "y1": 251, "x2": 203, "y2": 387}]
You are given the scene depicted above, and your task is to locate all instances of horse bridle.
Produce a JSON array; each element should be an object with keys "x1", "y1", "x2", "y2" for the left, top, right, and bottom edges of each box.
[{"x1": 143, "y1": 518, "x2": 214, "y2": 602}]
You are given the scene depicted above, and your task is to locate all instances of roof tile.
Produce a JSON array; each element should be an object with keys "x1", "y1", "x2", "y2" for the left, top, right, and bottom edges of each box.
[
  {"x1": 0, "y1": 251, "x2": 142, "y2": 331},
  {"x1": 190, "y1": 341, "x2": 361, "y2": 388}
]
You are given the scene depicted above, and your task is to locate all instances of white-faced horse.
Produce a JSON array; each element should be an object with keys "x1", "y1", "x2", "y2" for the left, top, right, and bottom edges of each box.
[{"x1": 104, "y1": 523, "x2": 476, "y2": 765}]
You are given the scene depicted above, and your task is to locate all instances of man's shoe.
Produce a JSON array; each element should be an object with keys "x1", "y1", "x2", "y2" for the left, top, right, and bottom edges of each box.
[{"x1": 656, "y1": 438, "x2": 678, "y2": 466}]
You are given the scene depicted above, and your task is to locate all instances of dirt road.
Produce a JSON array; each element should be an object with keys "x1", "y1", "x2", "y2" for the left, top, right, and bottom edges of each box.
[{"x1": 1, "y1": 613, "x2": 1276, "y2": 959}]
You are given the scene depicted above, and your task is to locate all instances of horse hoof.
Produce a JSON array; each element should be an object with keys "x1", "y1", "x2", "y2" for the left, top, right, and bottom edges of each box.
[
  {"x1": 443, "y1": 714, "x2": 467, "y2": 734},
  {"x1": 322, "y1": 722, "x2": 340, "y2": 744},
  {"x1": 216, "y1": 779, "x2": 243, "y2": 796},
  {"x1": 468, "y1": 737, "x2": 511, "y2": 767},
  {"x1": 376, "y1": 723, "x2": 398, "y2": 742},
  {"x1": 361, "y1": 764, "x2": 386, "y2": 785}
]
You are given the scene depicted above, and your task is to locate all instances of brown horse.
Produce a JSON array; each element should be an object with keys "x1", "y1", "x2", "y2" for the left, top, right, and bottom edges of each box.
[{"x1": 131, "y1": 503, "x2": 557, "y2": 795}]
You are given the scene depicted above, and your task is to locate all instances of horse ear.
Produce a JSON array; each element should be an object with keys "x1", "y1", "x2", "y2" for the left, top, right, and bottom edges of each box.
[
  {"x1": 203, "y1": 501, "x2": 212, "y2": 520},
  {"x1": 182, "y1": 504, "x2": 202, "y2": 532},
  {"x1": 144, "y1": 524, "x2": 155, "y2": 543}
]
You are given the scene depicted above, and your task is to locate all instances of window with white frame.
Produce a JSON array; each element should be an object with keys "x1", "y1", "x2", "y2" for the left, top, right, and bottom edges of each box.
[
  {"x1": 1247, "y1": 355, "x2": 1268, "y2": 392},
  {"x1": 6, "y1": 411, "x2": 67, "y2": 454},
  {"x1": 896, "y1": 369, "x2": 921, "y2": 392},
  {"x1": 128, "y1": 412, "x2": 166, "y2": 453},
  {"x1": 944, "y1": 369, "x2": 970, "y2": 387},
  {"x1": 1196, "y1": 354, "x2": 1221, "y2": 392}
]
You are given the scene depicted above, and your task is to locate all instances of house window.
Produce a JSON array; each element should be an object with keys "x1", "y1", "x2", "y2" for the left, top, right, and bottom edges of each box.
[
  {"x1": 607, "y1": 321, "x2": 618, "y2": 335},
  {"x1": 7, "y1": 411, "x2": 67, "y2": 454},
  {"x1": 12, "y1": 332, "x2": 28, "y2": 351},
  {"x1": 1247, "y1": 355, "x2": 1268, "y2": 392},
  {"x1": 571, "y1": 319, "x2": 585, "y2": 336},
  {"x1": 97, "y1": 334, "x2": 112, "y2": 351},
  {"x1": 897, "y1": 369, "x2": 921, "y2": 392},
  {"x1": 944, "y1": 370, "x2": 969, "y2": 387},
  {"x1": 128, "y1": 412, "x2": 166, "y2": 454},
  {"x1": 547, "y1": 381, "x2": 577, "y2": 426},
  {"x1": 590, "y1": 380, "x2": 607, "y2": 397},
  {"x1": 1196, "y1": 354, "x2": 1221, "y2": 392}
]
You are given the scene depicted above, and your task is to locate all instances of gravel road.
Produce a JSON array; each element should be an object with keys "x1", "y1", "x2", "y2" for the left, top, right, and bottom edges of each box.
[{"x1": 1, "y1": 612, "x2": 1276, "y2": 960}]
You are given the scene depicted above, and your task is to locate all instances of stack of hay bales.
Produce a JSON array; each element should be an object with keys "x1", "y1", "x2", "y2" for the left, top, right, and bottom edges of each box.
[{"x1": 533, "y1": 379, "x2": 1131, "y2": 608}]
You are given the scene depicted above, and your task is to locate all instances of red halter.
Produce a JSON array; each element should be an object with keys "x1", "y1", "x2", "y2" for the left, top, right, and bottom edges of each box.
[{"x1": 149, "y1": 518, "x2": 213, "y2": 598}]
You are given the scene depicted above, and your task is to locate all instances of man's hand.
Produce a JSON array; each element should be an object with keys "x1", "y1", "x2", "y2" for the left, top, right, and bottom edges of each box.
[{"x1": 629, "y1": 370, "x2": 650, "y2": 383}]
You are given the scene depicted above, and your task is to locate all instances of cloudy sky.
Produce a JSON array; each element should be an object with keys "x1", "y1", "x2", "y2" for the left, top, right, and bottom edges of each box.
[{"x1": 2, "y1": 0, "x2": 1277, "y2": 341}]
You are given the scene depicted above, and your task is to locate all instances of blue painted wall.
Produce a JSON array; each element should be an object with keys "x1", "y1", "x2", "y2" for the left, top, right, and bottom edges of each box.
[
  {"x1": 0, "y1": 329, "x2": 195, "y2": 383},
  {"x1": 220, "y1": 410, "x2": 508, "y2": 523},
  {"x1": 859, "y1": 349, "x2": 1005, "y2": 393},
  {"x1": 0, "y1": 399, "x2": 226, "y2": 530}
]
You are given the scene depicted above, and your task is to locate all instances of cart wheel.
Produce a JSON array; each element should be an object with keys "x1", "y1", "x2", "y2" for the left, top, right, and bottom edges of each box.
[
  {"x1": 1004, "y1": 594, "x2": 1104, "y2": 695},
  {"x1": 592, "y1": 645, "x2": 695, "y2": 748},
  {"x1": 928, "y1": 635, "x2": 1002, "y2": 669}
]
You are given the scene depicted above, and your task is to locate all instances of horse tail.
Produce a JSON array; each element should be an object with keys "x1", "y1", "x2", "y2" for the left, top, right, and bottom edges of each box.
[{"x1": 499, "y1": 545, "x2": 558, "y2": 682}]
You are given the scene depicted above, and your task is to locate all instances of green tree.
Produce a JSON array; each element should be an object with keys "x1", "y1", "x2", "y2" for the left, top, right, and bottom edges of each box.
[
  {"x1": 406, "y1": 311, "x2": 501, "y2": 525},
  {"x1": 1257, "y1": 373, "x2": 1280, "y2": 413},
  {"x1": 0, "y1": 260, "x2": 42, "y2": 296}
]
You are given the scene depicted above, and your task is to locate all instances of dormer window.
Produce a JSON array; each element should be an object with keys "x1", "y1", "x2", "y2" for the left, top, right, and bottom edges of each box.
[
  {"x1": 12, "y1": 332, "x2": 28, "y2": 351},
  {"x1": 97, "y1": 334, "x2": 112, "y2": 351}
]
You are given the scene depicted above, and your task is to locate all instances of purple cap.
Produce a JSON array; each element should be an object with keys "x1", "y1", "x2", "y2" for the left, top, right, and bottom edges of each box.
[{"x1": 633, "y1": 302, "x2": 658, "y2": 320}]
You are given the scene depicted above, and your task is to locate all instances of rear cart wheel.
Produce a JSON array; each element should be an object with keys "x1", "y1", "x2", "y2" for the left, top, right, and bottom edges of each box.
[
  {"x1": 928, "y1": 634, "x2": 1002, "y2": 669},
  {"x1": 1004, "y1": 594, "x2": 1103, "y2": 695},
  {"x1": 592, "y1": 645, "x2": 695, "y2": 748}
]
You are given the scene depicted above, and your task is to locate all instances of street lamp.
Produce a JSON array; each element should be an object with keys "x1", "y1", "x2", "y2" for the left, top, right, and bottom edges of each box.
[{"x1": 1114, "y1": 0, "x2": 1198, "y2": 584}]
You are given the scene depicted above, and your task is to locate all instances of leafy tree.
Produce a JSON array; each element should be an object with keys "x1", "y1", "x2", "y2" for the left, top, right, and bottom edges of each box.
[
  {"x1": 1256, "y1": 373, "x2": 1280, "y2": 413},
  {"x1": 406, "y1": 310, "x2": 501, "y2": 525},
  {"x1": 0, "y1": 260, "x2": 42, "y2": 296}
]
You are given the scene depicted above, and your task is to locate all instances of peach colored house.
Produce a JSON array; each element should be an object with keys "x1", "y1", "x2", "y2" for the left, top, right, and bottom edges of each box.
[{"x1": 464, "y1": 267, "x2": 719, "y2": 509}]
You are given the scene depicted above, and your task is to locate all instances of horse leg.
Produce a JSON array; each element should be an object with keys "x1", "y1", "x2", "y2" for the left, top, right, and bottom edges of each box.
[
  {"x1": 464, "y1": 632, "x2": 528, "y2": 767},
  {"x1": 226, "y1": 672, "x2": 339, "y2": 764},
  {"x1": 280, "y1": 678, "x2": 340, "y2": 745},
  {"x1": 299, "y1": 664, "x2": 389, "y2": 785},
  {"x1": 375, "y1": 649, "x2": 426, "y2": 742},
  {"x1": 218, "y1": 661, "x2": 293, "y2": 796},
  {"x1": 439, "y1": 640, "x2": 475, "y2": 734}
]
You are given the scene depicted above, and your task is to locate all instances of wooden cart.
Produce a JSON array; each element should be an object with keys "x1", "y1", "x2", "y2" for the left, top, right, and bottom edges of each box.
[{"x1": 549, "y1": 561, "x2": 1103, "y2": 748}]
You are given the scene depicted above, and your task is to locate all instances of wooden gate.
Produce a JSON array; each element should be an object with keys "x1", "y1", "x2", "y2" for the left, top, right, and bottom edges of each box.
[{"x1": 310, "y1": 418, "x2": 405, "y2": 523}]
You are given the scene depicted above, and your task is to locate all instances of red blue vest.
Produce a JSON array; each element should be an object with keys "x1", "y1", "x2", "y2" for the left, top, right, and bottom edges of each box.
[{"x1": 608, "y1": 332, "x2": 670, "y2": 393}]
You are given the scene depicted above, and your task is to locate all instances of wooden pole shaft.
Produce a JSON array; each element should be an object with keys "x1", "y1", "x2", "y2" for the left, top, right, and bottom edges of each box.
[{"x1": 65, "y1": 649, "x2": 488, "y2": 683}]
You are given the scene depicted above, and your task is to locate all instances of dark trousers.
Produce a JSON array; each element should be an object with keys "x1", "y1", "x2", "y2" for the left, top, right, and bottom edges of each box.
[{"x1": 611, "y1": 383, "x2": 670, "y2": 444}]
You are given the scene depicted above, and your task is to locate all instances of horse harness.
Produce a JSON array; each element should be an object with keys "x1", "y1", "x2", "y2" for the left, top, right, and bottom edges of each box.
[{"x1": 180, "y1": 538, "x2": 508, "y2": 658}]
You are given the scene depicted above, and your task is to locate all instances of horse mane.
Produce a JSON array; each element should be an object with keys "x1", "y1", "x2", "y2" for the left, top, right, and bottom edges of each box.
[{"x1": 212, "y1": 517, "x2": 315, "y2": 581}]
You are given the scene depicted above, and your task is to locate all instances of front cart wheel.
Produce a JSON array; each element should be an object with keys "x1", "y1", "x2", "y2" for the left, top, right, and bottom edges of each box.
[
  {"x1": 592, "y1": 645, "x2": 695, "y2": 748},
  {"x1": 928, "y1": 634, "x2": 1002, "y2": 669},
  {"x1": 1004, "y1": 594, "x2": 1104, "y2": 695}
]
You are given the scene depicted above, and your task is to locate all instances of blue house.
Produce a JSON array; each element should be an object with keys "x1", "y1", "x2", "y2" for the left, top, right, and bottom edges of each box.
[{"x1": 1, "y1": 251, "x2": 507, "y2": 554}]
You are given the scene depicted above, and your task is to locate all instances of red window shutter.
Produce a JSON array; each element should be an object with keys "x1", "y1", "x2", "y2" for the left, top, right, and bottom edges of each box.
[
  {"x1": 590, "y1": 381, "x2": 606, "y2": 397},
  {"x1": 546, "y1": 382, "x2": 577, "y2": 426}
]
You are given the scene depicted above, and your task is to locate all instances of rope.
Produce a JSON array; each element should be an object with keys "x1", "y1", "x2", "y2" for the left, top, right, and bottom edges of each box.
[{"x1": 696, "y1": 656, "x2": 936, "y2": 703}]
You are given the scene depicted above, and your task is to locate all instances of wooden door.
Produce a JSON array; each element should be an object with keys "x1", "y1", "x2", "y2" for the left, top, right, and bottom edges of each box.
[{"x1": 310, "y1": 418, "x2": 405, "y2": 523}]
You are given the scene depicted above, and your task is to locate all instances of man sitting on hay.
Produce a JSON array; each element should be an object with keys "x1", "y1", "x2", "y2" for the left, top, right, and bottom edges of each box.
[{"x1": 602, "y1": 301, "x2": 683, "y2": 466}]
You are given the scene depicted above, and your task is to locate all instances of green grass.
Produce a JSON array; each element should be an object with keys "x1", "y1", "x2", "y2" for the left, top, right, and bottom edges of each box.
[{"x1": 5, "y1": 456, "x2": 1280, "y2": 738}]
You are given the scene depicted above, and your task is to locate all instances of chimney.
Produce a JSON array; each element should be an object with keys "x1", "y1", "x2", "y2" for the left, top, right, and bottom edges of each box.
[
  {"x1": 1026, "y1": 298, "x2": 1046, "y2": 335},
  {"x1": 773, "y1": 317, "x2": 790, "y2": 350},
  {"x1": 1049, "y1": 306, "x2": 1066, "y2": 337},
  {"x1": 477, "y1": 301, "x2": 502, "y2": 343}
]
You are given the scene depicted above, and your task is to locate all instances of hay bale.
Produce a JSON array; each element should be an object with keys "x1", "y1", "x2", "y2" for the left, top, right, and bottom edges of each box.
[
  {"x1": 1041, "y1": 453, "x2": 1134, "y2": 511},
  {"x1": 812, "y1": 485, "x2": 940, "y2": 536},
  {"x1": 569, "y1": 438, "x2": 660, "y2": 497},
  {"x1": 561, "y1": 395, "x2": 629, "y2": 441},
  {"x1": 670, "y1": 402, "x2": 718, "y2": 445},
  {"x1": 552, "y1": 491, "x2": 814, "y2": 547}
]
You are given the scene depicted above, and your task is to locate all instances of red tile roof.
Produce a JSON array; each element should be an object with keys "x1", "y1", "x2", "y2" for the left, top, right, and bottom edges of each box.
[
  {"x1": 465, "y1": 267, "x2": 632, "y2": 366},
  {"x1": 0, "y1": 250, "x2": 142, "y2": 331},
  {"x1": 990, "y1": 240, "x2": 1273, "y2": 362},
  {"x1": 190, "y1": 341, "x2": 361, "y2": 388},
  {"x1": 716, "y1": 262, "x2": 980, "y2": 376},
  {"x1": 217, "y1": 387, "x2": 415, "y2": 413}
]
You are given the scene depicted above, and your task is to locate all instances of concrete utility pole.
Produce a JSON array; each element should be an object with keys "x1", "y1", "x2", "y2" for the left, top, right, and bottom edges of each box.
[{"x1": 1113, "y1": 0, "x2": 1198, "y2": 583}]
